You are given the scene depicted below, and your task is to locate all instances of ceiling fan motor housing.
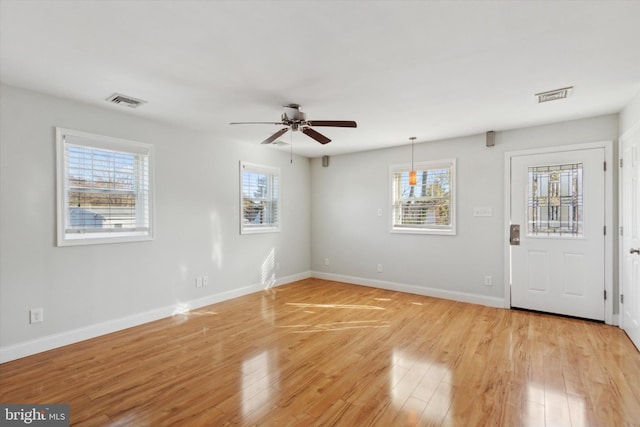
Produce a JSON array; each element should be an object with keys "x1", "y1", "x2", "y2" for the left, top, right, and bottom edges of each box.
[{"x1": 283, "y1": 104, "x2": 306, "y2": 122}]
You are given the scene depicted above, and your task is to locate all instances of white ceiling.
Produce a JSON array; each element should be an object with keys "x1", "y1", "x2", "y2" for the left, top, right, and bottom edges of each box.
[{"x1": 1, "y1": 1, "x2": 639, "y2": 158}]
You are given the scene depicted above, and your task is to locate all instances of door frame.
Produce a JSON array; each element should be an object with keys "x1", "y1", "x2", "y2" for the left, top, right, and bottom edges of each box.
[
  {"x1": 619, "y1": 121, "x2": 640, "y2": 338},
  {"x1": 503, "y1": 141, "x2": 614, "y2": 325}
]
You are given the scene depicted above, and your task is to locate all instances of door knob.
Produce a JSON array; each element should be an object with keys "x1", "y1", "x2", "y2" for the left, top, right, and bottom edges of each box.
[{"x1": 631, "y1": 248, "x2": 640, "y2": 255}]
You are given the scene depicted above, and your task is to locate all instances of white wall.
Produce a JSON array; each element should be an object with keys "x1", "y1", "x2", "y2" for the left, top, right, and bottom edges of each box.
[
  {"x1": 0, "y1": 84, "x2": 311, "y2": 361},
  {"x1": 620, "y1": 90, "x2": 640, "y2": 135},
  {"x1": 311, "y1": 114, "x2": 618, "y2": 306}
]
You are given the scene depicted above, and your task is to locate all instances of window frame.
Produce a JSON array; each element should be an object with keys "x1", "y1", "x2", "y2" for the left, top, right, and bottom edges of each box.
[
  {"x1": 55, "y1": 127, "x2": 154, "y2": 246},
  {"x1": 389, "y1": 158, "x2": 456, "y2": 235},
  {"x1": 239, "y1": 161, "x2": 281, "y2": 235}
]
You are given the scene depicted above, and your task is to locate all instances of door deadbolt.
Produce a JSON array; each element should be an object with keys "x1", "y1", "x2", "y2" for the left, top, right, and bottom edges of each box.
[{"x1": 510, "y1": 224, "x2": 520, "y2": 246}]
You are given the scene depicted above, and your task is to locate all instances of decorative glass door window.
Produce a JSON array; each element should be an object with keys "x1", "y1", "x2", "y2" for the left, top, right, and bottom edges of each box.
[{"x1": 527, "y1": 163, "x2": 583, "y2": 237}]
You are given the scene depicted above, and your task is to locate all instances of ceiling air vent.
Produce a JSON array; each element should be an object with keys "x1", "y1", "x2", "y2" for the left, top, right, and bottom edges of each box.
[
  {"x1": 535, "y1": 86, "x2": 573, "y2": 103},
  {"x1": 106, "y1": 93, "x2": 147, "y2": 108}
]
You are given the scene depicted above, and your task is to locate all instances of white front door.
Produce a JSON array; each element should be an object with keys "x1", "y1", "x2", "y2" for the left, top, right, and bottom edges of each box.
[
  {"x1": 621, "y1": 127, "x2": 640, "y2": 350},
  {"x1": 510, "y1": 147, "x2": 606, "y2": 320}
]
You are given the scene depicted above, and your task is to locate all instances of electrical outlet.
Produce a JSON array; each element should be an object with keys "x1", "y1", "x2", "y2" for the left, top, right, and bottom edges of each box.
[
  {"x1": 30, "y1": 308, "x2": 43, "y2": 324},
  {"x1": 324, "y1": 258, "x2": 329, "y2": 266},
  {"x1": 377, "y1": 264, "x2": 383, "y2": 273},
  {"x1": 484, "y1": 275, "x2": 493, "y2": 286},
  {"x1": 202, "y1": 276, "x2": 208, "y2": 286},
  {"x1": 196, "y1": 277, "x2": 203, "y2": 288}
]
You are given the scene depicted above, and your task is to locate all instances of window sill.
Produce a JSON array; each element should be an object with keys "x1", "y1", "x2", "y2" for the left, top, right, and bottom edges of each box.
[
  {"x1": 390, "y1": 227, "x2": 456, "y2": 236},
  {"x1": 57, "y1": 231, "x2": 153, "y2": 247},
  {"x1": 240, "y1": 226, "x2": 281, "y2": 235}
]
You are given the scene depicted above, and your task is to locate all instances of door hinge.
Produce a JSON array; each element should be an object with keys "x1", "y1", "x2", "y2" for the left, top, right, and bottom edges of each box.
[
  {"x1": 620, "y1": 226, "x2": 624, "y2": 236},
  {"x1": 604, "y1": 225, "x2": 606, "y2": 236},
  {"x1": 621, "y1": 294, "x2": 624, "y2": 304},
  {"x1": 604, "y1": 161, "x2": 607, "y2": 171},
  {"x1": 620, "y1": 158, "x2": 624, "y2": 168}
]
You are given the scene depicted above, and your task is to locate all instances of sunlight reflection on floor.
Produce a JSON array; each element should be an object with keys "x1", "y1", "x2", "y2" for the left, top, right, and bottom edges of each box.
[
  {"x1": 285, "y1": 302, "x2": 385, "y2": 310},
  {"x1": 287, "y1": 320, "x2": 391, "y2": 333},
  {"x1": 392, "y1": 349, "x2": 452, "y2": 424},
  {"x1": 261, "y1": 294, "x2": 276, "y2": 324},
  {"x1": 171, "y1": 303, "x2": 218, "y2": 317},
  {"x1": 528, "y1": 382, "x2": 586, "y2": 425},
  {"x1": 279, "y1": 301, "x2": 388, "y2": 332},
  {"x1": 242, "y1": 350, "x2": 278, "y2": 420}
]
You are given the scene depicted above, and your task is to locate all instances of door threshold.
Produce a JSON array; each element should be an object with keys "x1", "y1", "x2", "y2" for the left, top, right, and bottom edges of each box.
[{"x1": 511, "y1": 307, "x2": 604, "y2": 324}]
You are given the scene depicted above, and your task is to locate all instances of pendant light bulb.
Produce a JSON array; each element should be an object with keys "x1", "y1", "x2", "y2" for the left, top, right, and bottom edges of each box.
[{"x1": 409, "y1": 137, "x2": 417, "y2": 186}]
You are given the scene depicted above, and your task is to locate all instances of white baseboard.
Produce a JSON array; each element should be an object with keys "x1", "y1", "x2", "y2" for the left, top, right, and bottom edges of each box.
[
  {"x1": 311, "y1": 271, "x2": 505, "y2": 308},
  {"x1": 0, "y1": 271, "x2": 311, "y2": 363},
  {"x1": 275, "y1": 271, "x2": 312, "y2": 287}
]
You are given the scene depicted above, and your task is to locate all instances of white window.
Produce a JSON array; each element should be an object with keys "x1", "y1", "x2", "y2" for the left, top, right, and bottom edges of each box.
[
  {"x1": 390, "y1": 159, "x2": 456, "y2": 235},
  {"x1": 240, "y1": 161, "x2": 280, "y2": 234},
  {"x1": 56, "y1": 128, "x2": 154, "y2": 246}
]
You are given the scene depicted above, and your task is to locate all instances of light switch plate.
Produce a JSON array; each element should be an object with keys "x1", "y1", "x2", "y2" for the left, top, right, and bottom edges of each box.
[{"x1": 473, "y1": 207, "x2": 493, "y2": 217}]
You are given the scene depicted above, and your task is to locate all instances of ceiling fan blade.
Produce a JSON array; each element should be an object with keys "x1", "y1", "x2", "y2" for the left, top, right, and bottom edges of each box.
[
  {"x1": 230, "y1": 121, "x2": 285, "y2": 125},
  {"x1": 261, "y1": 128, "x2": 289, "y2": 144},
  {"x1": 306, "y1": 120, "x2": 357, "y2": 128},
  {"x1": 302, "y1": 127, "x2": 331, "y2": 145}
]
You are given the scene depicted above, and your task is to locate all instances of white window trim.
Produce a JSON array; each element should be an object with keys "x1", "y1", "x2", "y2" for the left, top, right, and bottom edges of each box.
[
  {"x1": 389, "y1": 158, "x2": 456, "y2": 235},
  {"x1": 55, "y1": 128, "x2": 155, "y2": 246},
  {"x1": 239, "y1": 161, "x2": 281, "y2": 234}
]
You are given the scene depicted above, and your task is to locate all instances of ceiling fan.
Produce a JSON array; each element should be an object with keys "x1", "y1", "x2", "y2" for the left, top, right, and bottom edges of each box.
[{"x1": 230, "y1": 104, "x2": 357, "y2": 145}]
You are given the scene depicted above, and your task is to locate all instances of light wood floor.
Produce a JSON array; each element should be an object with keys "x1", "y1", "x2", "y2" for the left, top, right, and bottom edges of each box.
[{"x1": 1, "y1": 279, "x2": 639, "y2": 426}]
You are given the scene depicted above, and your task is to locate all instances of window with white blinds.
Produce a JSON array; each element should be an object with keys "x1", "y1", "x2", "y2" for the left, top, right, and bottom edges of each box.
[
  {"x1": 390, "y1": 159, "x2": 456, "y2": 235},
  {"x1": 56, "y1": 128, "x2": 154, "y2": 246},
  {"x1": 240, "y1": 161, "x2": 280, "y2": 234}
]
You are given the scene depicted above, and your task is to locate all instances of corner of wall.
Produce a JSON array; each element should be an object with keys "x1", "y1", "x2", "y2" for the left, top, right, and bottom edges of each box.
[{"x1": 620, "y1": 90, "x2": 640, "y2": 136}]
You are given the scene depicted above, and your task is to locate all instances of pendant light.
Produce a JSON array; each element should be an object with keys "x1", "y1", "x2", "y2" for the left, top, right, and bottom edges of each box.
[{"x1": 409, "y1": 137, "x2": 417, "y2": 186}]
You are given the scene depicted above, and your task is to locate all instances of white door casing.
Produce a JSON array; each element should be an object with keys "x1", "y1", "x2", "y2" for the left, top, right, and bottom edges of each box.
[
  {"x1": 504, "y1": 142, "x2": 613, "y2": 323},
  {"x1": 620, "y1": 125, "x2": 640, "y2": 350}
]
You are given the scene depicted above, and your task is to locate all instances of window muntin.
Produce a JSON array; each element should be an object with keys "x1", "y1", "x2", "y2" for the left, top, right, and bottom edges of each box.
[
  {"x1": 527, "y1": 163, "x2": 583, "y2": 237},
  {"x1": 56, "y1": 128, "x2": 153, "y2": 246},
  {"x1": 391, "y1": 159, "x2": 456, "y2": 235},
  {"x1": 240, "y1": 161, "x2": 280, "y2": 234}
]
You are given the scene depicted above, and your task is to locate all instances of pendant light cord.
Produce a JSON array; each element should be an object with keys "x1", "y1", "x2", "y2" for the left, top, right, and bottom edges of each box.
[
  {"x1": 410, "y1": 136, "x2": 416, "y2": 170},
  {"x1": 411, "y1": 137, "x2": 414, "y2": 170}
]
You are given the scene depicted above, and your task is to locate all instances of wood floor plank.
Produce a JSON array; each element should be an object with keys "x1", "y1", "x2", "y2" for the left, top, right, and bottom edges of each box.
[{"x1": 1, "y1": 278, "x2": 639, "y2": 426}]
